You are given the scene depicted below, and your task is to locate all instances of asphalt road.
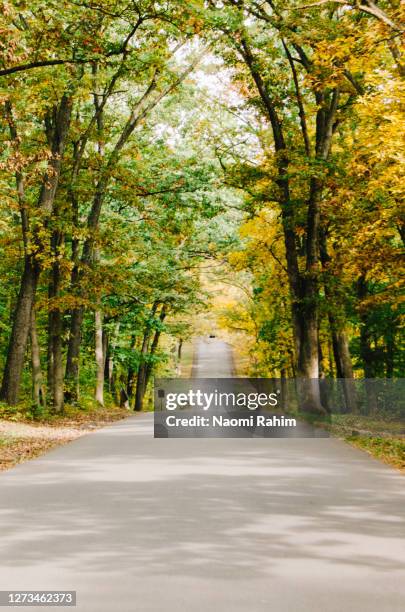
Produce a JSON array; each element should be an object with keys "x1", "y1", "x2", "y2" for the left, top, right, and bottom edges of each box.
[
  {"x1": 192, "y1": 337, "x2": 234, "y2": 377},
  {"x1": 0, "y1": 340, "x2": 404, "y2": 611}
]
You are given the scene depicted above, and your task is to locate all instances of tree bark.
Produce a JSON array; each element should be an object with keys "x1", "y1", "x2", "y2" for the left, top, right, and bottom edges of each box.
[
  {"x1": 385, "y1": 328, "x2": 395, "y2": 378},
  {"x1": 64, "y1": 307, "x2": 83, "y2": 402},
  {"x1": 30, "y1": 306, "x2": 46, "y2": 413},
  {"x1": 0, "y1": 257, "x2": 40, "y2": 404},
  {"x1": 320, "y1": 231, "x2": 356, "y2": 411},
  {"x1": 134, "y1": 334, "x2": 151, "y2": 412},
  {"x1": 125, "y1": 333, "x2": 138, "y2": 404},
  {"x1": 47, "y1": 230, "x2": 64, "y2": 413},
  {"x1": 107, "y1": 322, "x2": 120, "y2": 390},
  {"x1": 50, "y1": 308, "x2": 64, "y2": 413},
  {"x1": 0, "y1": 95, "x2": 72, "y2": 405},
  {"x1": 95, "y1": 309, "x2": 104, "y2": 405},
  {"x1": 334, "y1": 330, "x2": 354, "y2": 379},
  {"x1": 144, "y1": 306, "x2": 167, "y2": 390},
  {"x1": 134, "y1": 302, "x2": 159, "y2": 412},
  {"x1": 238, "y1": 36, "x2": 335, "y2": 413}
]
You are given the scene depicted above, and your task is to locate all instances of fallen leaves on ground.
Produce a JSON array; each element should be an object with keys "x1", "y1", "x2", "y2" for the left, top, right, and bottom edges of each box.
[{"x1": 0, "y1": 406, "x2": 130, "y2": 472}]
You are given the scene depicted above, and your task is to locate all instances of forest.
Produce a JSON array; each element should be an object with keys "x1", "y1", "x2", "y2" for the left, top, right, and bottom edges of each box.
[{"x1": 0, "y1": 0, "x2": 404, "y2": 419}]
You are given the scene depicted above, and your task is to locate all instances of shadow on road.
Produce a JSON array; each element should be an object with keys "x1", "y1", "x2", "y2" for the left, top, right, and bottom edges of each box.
[{"x1": 0, "y1": 415, "x2": 404, "y2": 612}]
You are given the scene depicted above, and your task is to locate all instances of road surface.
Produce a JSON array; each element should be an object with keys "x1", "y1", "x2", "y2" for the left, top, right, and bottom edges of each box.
[
  {"x1": 0, "y1": 339, "x2": 404, "y2": 611},
  {"x1": 192, "y1": 337, "x2": 234, "y2": 377}
]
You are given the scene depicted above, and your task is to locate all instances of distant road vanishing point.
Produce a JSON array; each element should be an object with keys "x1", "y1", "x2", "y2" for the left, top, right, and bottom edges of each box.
[{"x1": 192, "y1": 337, "x2": 234, "y2": 377}]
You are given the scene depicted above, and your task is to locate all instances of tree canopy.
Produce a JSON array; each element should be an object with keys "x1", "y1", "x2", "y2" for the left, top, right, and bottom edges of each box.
[{"x1": 0, "y1": 0, "x2": 403, "y2": 414}]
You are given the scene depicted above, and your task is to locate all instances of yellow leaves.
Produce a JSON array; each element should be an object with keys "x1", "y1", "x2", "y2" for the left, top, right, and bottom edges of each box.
[
  {"x1": 239, "y1": 209, "x2": 278, "y2": 238},
  {"x1": 217, "y1": 301, "x2": 256, "y2": 335},
  {"x1": 227, "y1": 251, "x2": 245, "y2": 269},
  {"x1": 309, "y1": 37, "x2": 357, "y2": 89},
  {"x1": 314, "y1": 38, "x2": 355, "y2": 65}
]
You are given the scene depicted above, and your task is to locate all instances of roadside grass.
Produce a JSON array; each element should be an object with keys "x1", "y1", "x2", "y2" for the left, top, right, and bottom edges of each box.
[
  {"x1": 346, "y1": 436, "x2": 405, "y2": 472},
  {"x1": 331, "y1": 414, "x2": 405, "y2": 437},
  {"x1": 0, "y1": 402, "x2": 129, "y2": 472},
  {"x1": 329, "y1": 414, "x2": 405, "y2": 472}
]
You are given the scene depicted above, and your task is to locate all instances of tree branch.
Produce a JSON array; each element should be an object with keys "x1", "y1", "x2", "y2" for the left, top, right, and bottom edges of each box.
[
  {"x1": 282, "y1": 40, "x2": 311, "y2": 156},
  {"x1": 299, "y1": 0, "x2": 404, "y2": 33}
]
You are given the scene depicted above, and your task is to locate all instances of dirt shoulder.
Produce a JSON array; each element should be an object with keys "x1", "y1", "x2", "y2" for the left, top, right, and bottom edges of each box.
[{"x1": 0, "y1": 405, "x2": 130, "y2": 472}]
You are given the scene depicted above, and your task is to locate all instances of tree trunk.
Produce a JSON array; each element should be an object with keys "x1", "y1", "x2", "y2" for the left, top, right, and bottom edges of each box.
[
  {"x1": 359, "y1": 323, "x2": 375, "y2": 378},
  {"x1": 332, "y1": 328, "x2": 357, "y2": 413},
  {"x1": 51, "y1": 316, "x2": 64, "y2": 413},
  {"x1": 48, "y1": 230, "x2": 64, "y2": 413},
  {"x1": 242, "y1": 43, "x2": 323, "y2": 410},
  {"x1": 1, "y1": 102, "x2": 35, "y2": 406},
  {"x1": 385, "y1": 328, "x2": 395, "y2": 378},
  {"x1": 333, "y1": 330, "x2": 354, "y2": 379},
  {"x1": 64, "y1": 306, "x2": 84, "y2": 402},
  {"x1": 106, "y1": 322, "x2": 120, "y2": 390},
  {"x1": 320, "y1": 230, "x2": 356, "y2": 411},
  {"x1": 144, "y1": 306, "x2": 167, "y2": 390},
  {"x1": 30, "y1": 307, "x2": 46, "y2": 413},
  {"x1": 297, "y1": 295, "x2": 319, "y2": 378},
  {"x1": 294, "y1": 175, "x2": 325, "y2": 413},
  {"x1": 95, "y1": 309, "x2": 104, "y2": 405},
  {"x1": 134, "y1": 333, "x2": 150, "y2": 412},
  {"x1": 102, "y1": 327, "x2": 109, "y2": 383},
  {"x1": 124, "y1": 333, "x2": 138, "y2": 404},
  {"x1": 176, "y1": 338, "x2": 183, "y2": 375},
  {"x1": 331, "y1": 327, "x2": 344, "y2": 379},
  {"x1": 0, "y1": 95, "x2": 72, "y2": 405},
  {"x1": 0, "y1": 256, "x2": 40, "y2": 404},
  {"x1": 134, "y1": 302, "x2": 159, "y2": 412},
  {"x1": 295, "y1": 279, "x2": 324, "y2": 414}
]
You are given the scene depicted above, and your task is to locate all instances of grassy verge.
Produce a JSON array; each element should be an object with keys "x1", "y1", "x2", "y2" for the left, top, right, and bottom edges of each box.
[
  {"x1": 346, "y1": 436, "x2": 405, "y2": 472},
  {"x1": 329, "y1": 414, "x2": 405, "y2": 472},
  {"x1": 0, "y1": 404, "x2": 129, "y2": 472}
]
